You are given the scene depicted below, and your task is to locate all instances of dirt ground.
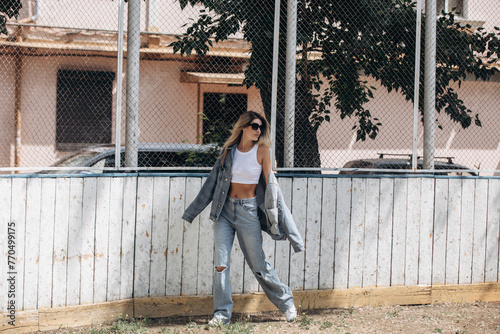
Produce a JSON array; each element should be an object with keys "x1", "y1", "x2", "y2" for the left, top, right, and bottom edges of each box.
[{"x1": 48, "y1": 302, "x2": 500, "y2": 334}]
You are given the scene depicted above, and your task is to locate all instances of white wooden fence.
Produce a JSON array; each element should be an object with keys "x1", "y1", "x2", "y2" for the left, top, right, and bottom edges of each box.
[{"x1": 1, "y1": 175, "x2": 500, "y2": 327}]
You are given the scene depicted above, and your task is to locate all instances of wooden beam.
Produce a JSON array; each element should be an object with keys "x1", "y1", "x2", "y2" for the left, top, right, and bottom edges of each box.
[
  {"x1": 180, "y1": 72, "x2": 245, "y2": 85},
  {"x1": 38, "y1": 300, "x2": 134, "y2": 332},
  {"x1": 2, "y1": 283, "x2": 500, "y2": 333},
  {"x1": 0, "y1": 300, "x2": 133, "y2": 333},
  {"x1": 0, "y1": 310, "x2": 38, "y2": 334}
]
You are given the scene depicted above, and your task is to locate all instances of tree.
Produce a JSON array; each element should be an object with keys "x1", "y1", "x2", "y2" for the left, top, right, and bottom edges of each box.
[
  {"x1": 0, "y1": 0, "x2": 22, "y2": 35},
  {"x1": 171, "y1": 0, "x2": 500, "y2": 168}
]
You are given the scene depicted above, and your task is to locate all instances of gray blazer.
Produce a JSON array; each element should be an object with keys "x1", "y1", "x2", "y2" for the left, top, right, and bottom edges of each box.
[{"x1": 182, "y1": 144, "x2": 304, "y2": 253}]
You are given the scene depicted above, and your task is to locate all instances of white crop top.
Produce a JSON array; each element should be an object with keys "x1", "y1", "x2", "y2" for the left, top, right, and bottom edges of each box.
[{"x1": 231, "y1": 144, "x2": 262, "y2": 184}]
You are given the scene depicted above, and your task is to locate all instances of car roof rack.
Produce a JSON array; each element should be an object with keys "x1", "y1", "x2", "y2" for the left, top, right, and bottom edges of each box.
[{"x1": 377, "y1": 153, "x2": 455, "y2": 164}]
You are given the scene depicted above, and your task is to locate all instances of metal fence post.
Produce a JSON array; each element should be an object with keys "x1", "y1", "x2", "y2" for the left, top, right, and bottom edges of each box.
[
  {"x1": 423, "y1": 0, "x2": 436, "y2": 170},
  {"x1": 412, "y1": 0, "x2": 423, "y2": 172},
  {"x1": 115, "y1": 0, "x2": 125, "y2": 171},
  {"x1": 284, "y1": 0, "x2": 297, "y2": 168},
  {"x1": 270, "y1": 0, "x2": 281, "y2": 170},
  {"x1": 125, "y1": 0, "x2": 141, "y2": 168}
]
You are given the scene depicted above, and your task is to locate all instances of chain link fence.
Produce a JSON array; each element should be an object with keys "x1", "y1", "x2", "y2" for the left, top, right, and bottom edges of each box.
[{"x1": 0, "y1": 0, "x2": 499, "y2": 175}]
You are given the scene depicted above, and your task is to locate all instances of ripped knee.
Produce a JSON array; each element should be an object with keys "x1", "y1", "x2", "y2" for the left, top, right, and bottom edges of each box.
[{"x1": 215, "y1": 266, "x2": 227, "y2": 273}]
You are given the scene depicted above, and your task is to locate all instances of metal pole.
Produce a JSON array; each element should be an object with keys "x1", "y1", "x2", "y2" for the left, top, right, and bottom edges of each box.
[
  {"x1": 125, "y1": 0, "x2": 140, "y2": 168},
  {"x1": 115, "y1": 0, "x2": 125, "y2": 170},
  {"x1": 146, "y1": 0, "x2": 157, "y2": 29},
  {"x1": 14, "y1": 52, "x2": 22, "y2": 169},
  {"x1": 284, "y1": 0, "x2": 297, "y2": 168},
  {"x1": 423, "y1": 0, "x2": 436, "y2": 170},
  {"x1": 412, "y1": 0, "x2": 422, "y2": 172},
  {"x1": 270, "y1": 0, "x2": 281, "y2": 170}
]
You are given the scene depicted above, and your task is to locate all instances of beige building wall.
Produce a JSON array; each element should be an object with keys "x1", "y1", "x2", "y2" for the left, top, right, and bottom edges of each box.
[
  {"x1": 0, "y1": 55, "x2": 16, "y2": 168},
  {"x1": 37, "y1": 0, "x2": 204, "y2": 34},
  {"x1": 2, "y1": 0, "x2": 499, "y2": 171},
  {"x1": 4, "y1": 55, "x2": 262, "y2": 168},
  {"x1": 317, "y1": 74, "x2": 500, "y2": 173}
]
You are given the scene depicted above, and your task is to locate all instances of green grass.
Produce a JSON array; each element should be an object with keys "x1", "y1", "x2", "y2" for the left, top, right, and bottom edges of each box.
[
  {"x1": 299, "y1": 315, "x2": 315, "y2": 330},
  {"x1": 108, "y1": 317, "x2": 149, "y2": 333},
  {"x1": 386, "y1": 310, "x2": 399, "y2": 318},
  {"x1": 220, "y1": 321, "x2": 254, "y2": 334},
  {"x1": 319, "y1": 321, "x2": 333, "y2": 330}
]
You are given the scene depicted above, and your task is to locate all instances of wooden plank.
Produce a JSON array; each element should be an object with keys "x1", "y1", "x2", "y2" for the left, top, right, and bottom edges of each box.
[
  {"x1": 38, "y1": 178, "x2": 56, "y2": 308},
  {"x1": 81, "y1": 178, "x2": 97, "y2": 305},
  {"x1": 363, "y1": 178, "x2": 379, "y2": 288},
  {"x1": 182, "y1": 177, "x2": 201, "y2": 295},
  {"x1": 432, "y1": 178, "x2": 449, "y2": 285},
  {"x1": 135, "y1": 282, "x2": 500, "y2": 320},
  {"x1": 459, "y1": 178, "x2": 475, "y2": 285},
  {"x1": 0, "y1": 309, "x2": 38, "y2": 333},
  {"x1": 391, "y1": 178, "x2": 407, "y2": 286},
  {"x1": 431, "y1": 282, "x2": 500, "y2": 303},
  {"x1": 303, "y1": 178, "x2": 323, "y2": 290},
  {"x1": 52, "y1": 178, "x2": 70, "y2": 307},
  {"x1": 94, "y1": 177, "x2": 111, "y2": 303},
  {"x1": 446, "y1": 178, "x2": 462, "y2": 284},
  {"x1": 377, "y1": 178, "x2": 394, "y2": 287},
  {"x1": 485, "y1": 179, "x2": 500, "y2": 282},
  {"x1": 319, "y1": 178, "x2": 336, "y2": 290},
  {"x1": 150, "y1": 177, "x2": 170, "y2": 297},
  {"x1": 38, "y1": 299, "x2": 133, "y2": 332},
  {"x1": 134, "y1": 177, "x2": 154, "y2": 298},
  {"x1": 334, "y1": 177, "x2": 351, "y2": 289},
  {"x1": 67, "y1": 178, "x2": 84, "y2": 306},
  {"x1": 24, "y1": 178, "x2": 42, "y2": 310},
  {"x1": 349, "y1": 178, "x2": 365, "y2": 289},
  {"x1": 0, "y1": 179, "x2": 11, "y2": 313},
  {"x1": 197, "y1": 177, "x2": 214, "y2": 295},
  {"x1": 121, "y1": 176, "x2": 137, "y2": 300},
  {"x1": 10, "y1": 178, "x2": 26, "y2": 310},
  {"x1": 294, "y1": 285, "x2": 432, "y2": 310},
  {"x1": 274, "y1": 177, "x2": 291, "y2": 287},
  {"x1": 405, "y1": 178, "x2": 420, "y2": 286},
  {"x1": 289, "y1": 177, "x2": 308, "y2": 290},
  {"x1": 418, "y1": 178, "x2": 435, "y2": 286},
  {"x1": 472, "y1": 178, "x2": 488, "y2": 283},
  {"x1": 107, "y1": 177, "x2": 124, "y2": 301},
  {"x1": 166, "y1": 177, "x2": 186, "y2": 296}
]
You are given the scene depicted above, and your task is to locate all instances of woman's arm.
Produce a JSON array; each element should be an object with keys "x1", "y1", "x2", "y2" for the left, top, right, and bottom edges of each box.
[
  {"x1": 182, "y1": 157, "x2": 220, "y2": 223},
  {"x1": 258, "y1": 145, "x2": 272, "y2": 185}
]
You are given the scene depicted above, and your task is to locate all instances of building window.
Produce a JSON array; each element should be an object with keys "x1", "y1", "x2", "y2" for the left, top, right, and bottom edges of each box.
[
  {"x1": 202, "y1": 93, "x2": 248, "y2": 145},
  {"x1": 56, "y1": 70, "x2": 115, "y2": 151},
  {"x1": 437, "y1": 0, "x2": 466, "y2": 18}
]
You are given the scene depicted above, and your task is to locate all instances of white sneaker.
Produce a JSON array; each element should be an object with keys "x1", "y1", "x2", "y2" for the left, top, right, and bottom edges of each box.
[
  {"x1": 208, "y1": 316, "x2": 230, "y2": 326},
  {"x1": 285, "y1": 304, "x2": 297, "y2": 322}
]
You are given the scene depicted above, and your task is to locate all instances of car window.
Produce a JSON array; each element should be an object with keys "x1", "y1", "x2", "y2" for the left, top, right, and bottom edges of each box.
[
  {"x1": 90, "y1": 158, "x2": 106, "y2": 173},
  {"x1": 52, "y1": 151, "x2": 101, "y2": 167},
  {"x1": 98, "y1": 150, "x2": 214, "y2": 172},
  {"x1": 138, "y1": 151, "x2": 189, "y2": 168}
]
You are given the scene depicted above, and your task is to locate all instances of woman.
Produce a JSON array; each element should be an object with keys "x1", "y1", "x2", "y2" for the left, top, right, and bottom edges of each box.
[{"x1": 182, "y1": 111, "x2": 303, "y2": 325}]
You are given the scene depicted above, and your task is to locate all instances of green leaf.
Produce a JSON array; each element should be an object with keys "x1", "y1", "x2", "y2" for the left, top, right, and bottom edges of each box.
[{"x1": 179, "y1": 0, "x2": 188, "y2": 10}]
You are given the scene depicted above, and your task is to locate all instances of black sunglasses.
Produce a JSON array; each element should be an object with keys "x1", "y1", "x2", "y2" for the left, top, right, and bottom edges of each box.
[{"x1": 249, "y1": 123, "x2": 265, "y2": 131}]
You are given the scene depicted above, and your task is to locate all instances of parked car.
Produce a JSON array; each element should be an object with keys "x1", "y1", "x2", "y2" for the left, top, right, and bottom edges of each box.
[
  {"x1": 339, "y1": 154, "x2": 477, "y2": 176},
  {"x1": 39, "y1": 143, "x2": 218, "y2": 174}
]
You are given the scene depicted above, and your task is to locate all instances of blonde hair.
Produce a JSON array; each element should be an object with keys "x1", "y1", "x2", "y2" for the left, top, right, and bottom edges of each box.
[{"x1": 220, "y1": 111, "x2": 271, "y2": 164}]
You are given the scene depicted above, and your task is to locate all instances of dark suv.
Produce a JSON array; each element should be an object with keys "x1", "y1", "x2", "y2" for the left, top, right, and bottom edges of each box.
[
  {"x1": 340, "y1": 154, "x2": 477, "y2": 176},
  {"x1": 40, "y1": 143, "x2": 218, "y2": 174}
]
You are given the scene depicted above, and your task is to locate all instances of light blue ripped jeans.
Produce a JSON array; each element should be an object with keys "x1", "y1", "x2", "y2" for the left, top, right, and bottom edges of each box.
[{"x1": 213, "y1": 196, "x2": 295, "y2": 323}]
